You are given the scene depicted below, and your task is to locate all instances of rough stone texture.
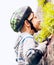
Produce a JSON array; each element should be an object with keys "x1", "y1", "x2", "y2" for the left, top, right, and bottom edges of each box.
[
  {"x1": 36, "y1": 0, "x2": 54, "y2": 65},
  {"x1": 46, "y1": 35, "x2": 54, "y2": 65},
  {"x1": 36, "y1": 6, "x2": 43, "y2": 22},
  {"x1": 38, "y1": 35, "x2": 54, "y2": 65}
]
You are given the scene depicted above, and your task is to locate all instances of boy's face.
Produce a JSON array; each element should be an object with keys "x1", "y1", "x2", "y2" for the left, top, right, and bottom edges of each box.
[{"x1": 28, "y1": 13, "x2": 41, "y2": 32}]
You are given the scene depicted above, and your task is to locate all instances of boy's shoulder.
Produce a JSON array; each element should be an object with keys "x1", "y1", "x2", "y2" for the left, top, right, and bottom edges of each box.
[{"x1": 21, "y1": 32, "x2": 33, "y2": 38}]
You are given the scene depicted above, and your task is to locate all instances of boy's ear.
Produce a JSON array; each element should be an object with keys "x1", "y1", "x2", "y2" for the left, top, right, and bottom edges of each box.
[{"x1": 24, "y1": 20, "x2": 30, "y2": 27}]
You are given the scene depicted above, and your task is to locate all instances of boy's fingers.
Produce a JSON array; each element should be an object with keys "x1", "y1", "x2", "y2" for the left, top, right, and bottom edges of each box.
[{"x1": 48, "y1": 34, "x2": 53, "y2": 39}]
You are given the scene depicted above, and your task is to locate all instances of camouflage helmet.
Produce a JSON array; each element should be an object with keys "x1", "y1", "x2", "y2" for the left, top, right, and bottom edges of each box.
[{"x1": 10, "y1": 6, "x2": 33, "y2": 32}]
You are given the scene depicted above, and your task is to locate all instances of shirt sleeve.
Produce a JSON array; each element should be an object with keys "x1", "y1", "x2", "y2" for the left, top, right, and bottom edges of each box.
[
  {"x1": 23, "y1": 37, "x2": 46, "y2": 65},
  {"x1": 23, "y1": 38, "x2": 35, "y2": 57}
]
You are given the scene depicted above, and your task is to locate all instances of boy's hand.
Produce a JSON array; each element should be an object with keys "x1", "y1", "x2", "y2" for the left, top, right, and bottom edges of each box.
[{"x1": 43, "y1": 34, "x2": 53, "y2": 46}]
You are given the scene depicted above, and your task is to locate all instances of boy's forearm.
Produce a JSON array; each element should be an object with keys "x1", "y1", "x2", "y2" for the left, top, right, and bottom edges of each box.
[{"x1": 26, "y1": 43, "x2": 46, "y2": 65}]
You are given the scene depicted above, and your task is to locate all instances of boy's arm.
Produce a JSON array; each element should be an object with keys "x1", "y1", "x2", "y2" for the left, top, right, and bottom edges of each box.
[{"x1": 23, "y1": 38, "x2": 47, "y2": 65}]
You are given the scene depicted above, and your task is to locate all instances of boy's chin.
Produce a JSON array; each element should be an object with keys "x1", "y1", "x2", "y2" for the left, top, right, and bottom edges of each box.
[
  {"x1": 39, "y1": 26, "x2": 42, "y2": 30},
  {"x1": 38, "y1": 27, "x2": 41, "y2": 31}
]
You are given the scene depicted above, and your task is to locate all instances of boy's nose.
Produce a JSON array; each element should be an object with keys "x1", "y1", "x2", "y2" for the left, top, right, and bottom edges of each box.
[{"x1": 37, "y1": 18, "x2": 41, "y2": 23}]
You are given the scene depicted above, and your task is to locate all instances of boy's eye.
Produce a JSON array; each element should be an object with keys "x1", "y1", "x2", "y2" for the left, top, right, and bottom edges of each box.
[{"x1": 34, "y1": 17, "x2": 37, "y2": 18}]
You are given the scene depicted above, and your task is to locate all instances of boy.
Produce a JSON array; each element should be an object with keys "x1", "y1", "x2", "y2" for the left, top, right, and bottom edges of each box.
[{"x1": 10, "y1": 6, "x2": 51, "y2": 65}]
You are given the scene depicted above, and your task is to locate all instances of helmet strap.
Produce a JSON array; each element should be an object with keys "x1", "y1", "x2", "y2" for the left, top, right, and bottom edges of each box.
[{"x1": 26, "y1": 18, "x2": 38, "y2": 32}]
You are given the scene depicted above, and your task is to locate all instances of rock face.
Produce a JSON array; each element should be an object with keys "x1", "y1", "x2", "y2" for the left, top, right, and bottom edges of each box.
[
  {"x1": 38, "y1": 36, "x2": 54, "y2": 65},
  {"x1": 46, "y1": 35, "x2": 54, "y2": 65},
  {"x1": 36, "y1": 6, "x2": 43, "y2": 22},
  {"x1": 36, "y1": 0, "x2": 54, "y2": 65}
]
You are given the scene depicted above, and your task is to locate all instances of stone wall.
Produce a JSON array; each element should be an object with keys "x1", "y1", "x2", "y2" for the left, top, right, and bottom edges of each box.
[
  {"x1": 36, "y1": 0, "x2": 54, "y2": 65},
  {"x1": 46, "y1": 35, "x2": 54, "y2": 65}
]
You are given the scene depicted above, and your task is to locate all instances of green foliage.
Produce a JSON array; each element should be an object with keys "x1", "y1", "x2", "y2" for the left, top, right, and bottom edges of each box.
[
  {"x1": 43, "y1": 2, "x2": 54, "y2": 21},
  {"x1": 38, "y1": 0, "x2": 45, "y2": 6},
  {"x1": 34, "y1": 1, "x2": 54, "y2": 43},
  {"x1": 34, "y1": 18, "x2": 54, "y2": 42}
]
